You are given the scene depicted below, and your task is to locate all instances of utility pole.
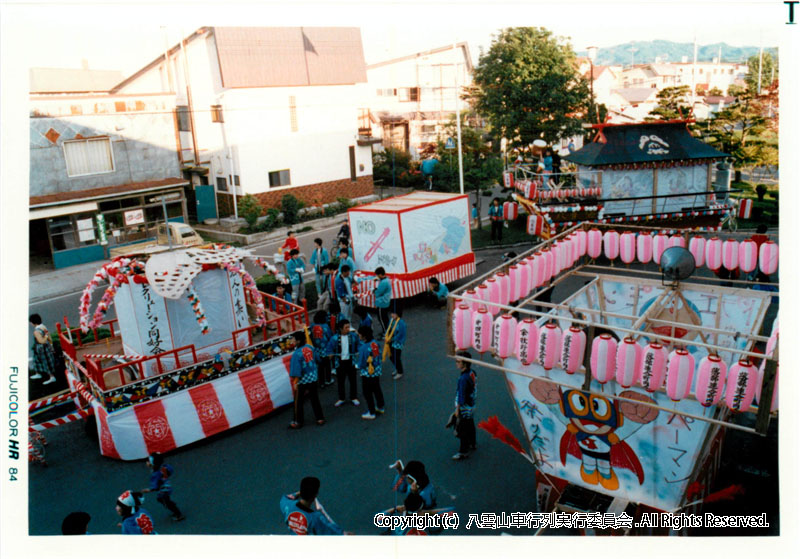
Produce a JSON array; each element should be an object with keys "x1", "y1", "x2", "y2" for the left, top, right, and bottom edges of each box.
[{"x1": 454, "y1": 43, "x2": 464, "y2": 195}]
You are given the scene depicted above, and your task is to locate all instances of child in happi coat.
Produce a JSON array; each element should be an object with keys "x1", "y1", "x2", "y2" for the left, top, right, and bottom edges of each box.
[
  {"x1": 311, "y1": 311, "x2": 334, "y2": 387},
  {"x1": 142, "y1": 452, "x2": 185, "y2": 521},
  {"x1": 356, "y1": 325, "x2": 384, "y2": 420},
  {"x1": 116, "y1": 491, "x2": 157, "y2": 535}
]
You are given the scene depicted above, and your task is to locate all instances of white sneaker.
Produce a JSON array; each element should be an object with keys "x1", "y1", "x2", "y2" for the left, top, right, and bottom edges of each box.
[
  {"x1": 361, "y1": 412, "x2": 376, "y2": 420},
  {"x1": 43, "y1": 377, "x2": 56, "y2": 385},
  {"x1": 30, "y1": 373, "x2": 43, "y2": 380},
  {"x1": 351, "y1": 399, "x2": 360, "y2": 406},
  {"x1": 334, "y1": 400, "x2": 346, "y2": 407}
]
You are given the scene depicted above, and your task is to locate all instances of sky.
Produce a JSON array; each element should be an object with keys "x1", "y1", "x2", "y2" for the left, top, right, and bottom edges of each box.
[{"x1": 8, "y1": 1, "x2": 784, "y2": 77}]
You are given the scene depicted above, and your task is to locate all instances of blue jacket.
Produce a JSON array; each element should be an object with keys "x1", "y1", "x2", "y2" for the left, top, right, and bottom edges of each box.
[
  {"x1": 456, "y1": 369, "x2": 477, "y2": 418},
  {"x1": 432, "y1": 283, "x2": 449, "y2": 301},
  {"x1": 335, "y1": 274, "x2": 353, "y2": 303},
  {"x1": 310, "y1": 247, "x2": 329, "y2": 274},
  {"x1": 121, "y1": 509, "x2": 157, "y2": 535},
  {"x1": 148, "y1": 464, "x2": 174, "y2": 496},
  {"x1": 270, "y1": 291, "x2": 293, "y2": 311},
  {"x1": 290, "y1": 344, "x2": 318, "y2": 384},
  {"x1": 373, "y1": 277, "x2": 392, "y2": 309},
  {"x1": 338, "y1": 256, "x2": 356, "y2": 275},
  {"x1": 392, "y1": 474, "x2": 437, "y2": 509},
  {"x1": 325, "y1": 331, "x2": 360, "y2": 369},
  {"x1": 488, "y1": 205, "x2": 503, "y2": 221},
  {"x1": 279, "y1": 493, "x2": 344, "y2": 535},
  {"x1": 356, "y1": 339, "x2": 382, "y2": 377},
  {"x1": 310, "y1": 322, "x2": 333, "y2": 360},
  {"x1": 286, "y1": 257, "x2": 306, "y2": 286},
  {"x1": 389, "y1": 318, "x2": 406, "y2": 349}
]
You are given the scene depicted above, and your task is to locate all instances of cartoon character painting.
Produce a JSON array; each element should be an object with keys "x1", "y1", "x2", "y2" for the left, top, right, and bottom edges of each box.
[{"x1": 529, "y1": 378, "x2": 658, "y2": 491}]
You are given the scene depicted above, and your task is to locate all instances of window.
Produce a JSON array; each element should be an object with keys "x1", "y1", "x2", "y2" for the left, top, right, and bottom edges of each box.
[
  {"x1": 398, "y1": 87, "x2": 420, "y2": 102},
  {"x1": 233, "y1": 175, "x2": 240, "y2": 186},
  {"x1": 269, "y1": 169, "x2": 291, "y2": 188},
  {"x1": 289, "y1": 96, "x2": 298, "y2": 132},
  {"x1": 421, "y1": 124, "x2": 436, "y2": 135},
  {"x1": 63, "y1": 138, "x2": 114, "y2": 177},
  {"x1": 216, "y1": 176, "x2": 228, "y2": 192},
  {"x1": 176, "y1": 106, "x2": 191, "y2": 131},
  {"x1": 349, "y1": 146, "x2": 356, "y2": 182},
  {"x1": 211, "y1": 105, "x2": 223, "y2": 123},
  {"x1": 376, "y1": 88, "x2": 395, "y2": 97}
]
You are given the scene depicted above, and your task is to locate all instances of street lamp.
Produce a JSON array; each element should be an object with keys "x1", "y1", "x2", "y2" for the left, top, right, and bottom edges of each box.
[{"x1": 587, "y1": 46, "x2": 598, "y2": 124}]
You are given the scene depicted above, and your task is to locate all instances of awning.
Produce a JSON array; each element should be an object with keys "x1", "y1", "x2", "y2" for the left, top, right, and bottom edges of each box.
[{"x1": 29, "y1": 201, "x2": 99, "y2": 220}]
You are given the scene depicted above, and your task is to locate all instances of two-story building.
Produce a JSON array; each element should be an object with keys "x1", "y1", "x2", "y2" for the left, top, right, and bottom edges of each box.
[
  {"x1": 29, "y1": 74, "x2": 188, "y2": 269},
  {"x1": 365, "y1": 43, "x2": 473, "y2": 158},
  {"x1": 111, "y1": 27, "x2": 375, "y2": 217}
]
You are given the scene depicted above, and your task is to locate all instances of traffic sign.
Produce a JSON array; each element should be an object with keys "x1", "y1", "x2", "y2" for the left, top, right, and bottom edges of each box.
[{"x1": 445, "y1": 137, "x2": 456, "y2": 150}]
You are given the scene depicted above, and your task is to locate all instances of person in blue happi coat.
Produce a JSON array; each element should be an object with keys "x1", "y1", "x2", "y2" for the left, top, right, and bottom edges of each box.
[
  {"x1": 280, "y1": 476, "x2": 346, "y2": 535},
  {"x1": 356, "y1": 324, "x2": 384, "y2": 420},
  {"x1": 289, "y1": 331, "x2": 325, "y2": 429},
  {"x1": 310, "y1": 310, "x2": 334, "y2": 388},
  {"x1": 310, "y1": 237, "x2": 330, "y2": 297},
  {"x1": 286, "y1": 248, "x2": 307, "y2": 303},
  {"x1": 326, "y1": 319, "x2": 360, "y2": 407}
]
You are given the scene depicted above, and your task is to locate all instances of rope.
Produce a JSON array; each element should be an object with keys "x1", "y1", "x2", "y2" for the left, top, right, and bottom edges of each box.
[
  {"x1": 29, "y1": 391, "x2": 73, "y2": 412},
  {"x1": 29, "y1": 408, "x2": 91, "y2": 431}
]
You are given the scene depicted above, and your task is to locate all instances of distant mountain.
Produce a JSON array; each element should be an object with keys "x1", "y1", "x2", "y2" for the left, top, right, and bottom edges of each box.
[{"x1": 578, "y1": 40, "x2": 777, "y2": 66}]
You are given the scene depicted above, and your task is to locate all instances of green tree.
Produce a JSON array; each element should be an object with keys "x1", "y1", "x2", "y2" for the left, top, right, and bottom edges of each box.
[
  {"x1": 646, "y1": 85, "x2": 692, "y2": 121},
  {"x1": 431, "y1": 113, "x2": 504, "y2": 226},
  {"x1": 471, "y1": 27, "x2": 590, "y2": 153},
  {"x1": 745, "y1": 52, "x2": 778, "y2": 93},
  {"x1": 238, "y1": 194, "x2": 263, "y2": 231},
  {"x1": 371, "y1": 148, "x2": 425, "y2": 190}
]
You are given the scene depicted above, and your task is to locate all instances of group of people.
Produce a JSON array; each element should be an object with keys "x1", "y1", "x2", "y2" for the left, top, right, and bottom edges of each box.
[{"x1": 61, "y1": 452, "x2": 184, "y2": 535}]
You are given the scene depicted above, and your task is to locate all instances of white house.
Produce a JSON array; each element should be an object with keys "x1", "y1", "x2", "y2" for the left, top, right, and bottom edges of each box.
[
  {"x1": 112, "y1": 27, "x2": 376, "y2": 216},
  {"x1": 365, "y1": 43, "x2": 473, "y2": 158}
]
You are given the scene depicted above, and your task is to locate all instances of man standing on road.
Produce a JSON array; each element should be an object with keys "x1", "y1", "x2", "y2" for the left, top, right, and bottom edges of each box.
[
  {"x1": 310, "y1": 238, "x2": 329, "y2": 296},
  {"x1": 326, "y1": 319, "x2": 360, "y2": 408},
  {"x1": 451, "y1": 351, "x2": 477, "y2": 460},
  {"x1": 335, "y1": 265, "x2": 354, "y2": 322},
  {"x1": 373, "y1": 267, "x2": 392, "y2": 337},
  {"x1": 488, "y1": 198, "x2": 503, "y2": 243},
  {"x1": 280, "y1": 477, "x2": 346, "y2": 535},
  {"x1": 288, "y1": 331, "x2": 325, "y2": 429},
  {"x1": 287, "y1": 249, "x2": 307, "y2": 303}
]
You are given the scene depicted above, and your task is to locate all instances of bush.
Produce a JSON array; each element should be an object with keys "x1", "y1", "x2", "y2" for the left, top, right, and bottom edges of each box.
[
  {"x1": 281, "y1": 194, "x2": 303, "y2": 225},
  {"x1": 255, "y1": 273, "x2": 280, "y2": 292},
  {"x1": 238, "y1": 195, "x2": 263, "y2": 231},
  {"x1": 258, "y1": 208, "x2": 281, "y2": 232},
  {"x1": 769, "y1": 190, "x2": 779, "y2": 201},
  {"x1": 336, "y1": 197, "x2": 352, "y2": 210},
  {"x1": 755, "y1": 184, "x2": 767, "y2": 201}
]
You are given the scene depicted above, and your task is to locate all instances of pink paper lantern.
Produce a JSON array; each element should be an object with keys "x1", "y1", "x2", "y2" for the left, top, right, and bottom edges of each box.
[
  {"x1": 688, "y1": 236, "x2": 706, "y2": 268},
  {"x1": 575, "y1": 229, "x2": 588, "y2": 257},
  {"x1": 503, "y1": 201, "x2": 519, "y2": 221},
  {"x1": 653, "y1": 233, "x2": 669, "y2": 265},
  {"x1": 738, "y1": 239, "x2": 758, "y2": 273},
  {"x1": 541, "y1": 248, "x2": 555, "y2": 284},
  {"x1": 590, "y1": 334, "x2": 617, "y2": 384},
  {"x1": 560, "y1": 326, "x2": 586, "y2": 374},
  {"x1": 495, "y1": 272, "x2": 511, "y2": 307},
  {"x1": 756, "y1": 359, "x2": 778, "y2": 412},
  {"x1": 603, "y1": 230, "x2": 620, "y2": 261},
  {"x1": 471, "y1": 308, "x2": 493, "y2": 354},
  {"x1": 515, "y1": 319, "x2": 537, "y2": 365},
  {"x1": 528, "y1": 254, "x2": 543, "y2": 289},
  {"x1": 694, "y1": 354, "x2": 727, "y2": 407},
  {"x1": 669, "y1": 235, "x2": 686, "y2": 249},
  {"x1": 587, "y1": 228, "x2": 602, "y2": 259},
  {"x1": 507, "y1": 265, "x2": 522, "y2": 302},
  {"x1": 705, "y1": 237, "x2": 723, "y2": 271},
  {"x1": 640, "y1": 342, "x2": 667, "y2": 392},
  {"x1": 636, "y1": 233, "x2": 653, "y2": 264},
  {"x1": 464, "y1": 289, "x2": 483, "y2": 312},
  {"x1": 551, "y1": 243, "x2": 564, "y2": 276},
  {"x1": 484, "y1": 278, "x2": 501, "y2": 315},
  {"x1": 666, "y1": 349, "x2": 695, "y2": 401},
  {"x1": 759, "y1": 240, "x2": 778, "y2": 275},
  {"x1": 517, "y1": 259, "x2": 532, "y2": 300},
  {"x1": 725, "y1": 359, "x2": 758, "y2": 412},
  {"x1": 721, "y1": 239, "x2": 739, "y2": 271},
  {"x1": 493, "y1": 314, "x2": 518, "y2": 359},
  {"x1": 615, "y1": 337, "x2": 642, "y2": 388},
  {"x1": 527, "y1": 214, "x2": 545, "y2": 236},
  {"x1": 475, "y1": 284, "x2": 490, "y2": 312},
  {"x1": 568, "y1": 232, "x2": 580, "y2": 264},
  {"x1": 452, "y1": 304, "x2": 473, "y2": 350},
  {"x1": 619, "y1": 231, "x2": 636, "y2": 264},
  {"x1": 537, "y1": 322, "x2": 563, "y2": 370}
]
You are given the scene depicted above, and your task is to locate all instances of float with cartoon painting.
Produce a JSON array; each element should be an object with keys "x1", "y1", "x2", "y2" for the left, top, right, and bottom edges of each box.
[
  {"x1": 347, "y1": 192, "x2": 476, "y2": 306},
  {"x1": 36, "y1": 244, "x2": 311, "y2": 460},
  {"x1": 449, "y1": 223, "x2": 778, "y2": 531},
  {"x1": 508, "y1": 120, "x2": 744, "y2": 240}
]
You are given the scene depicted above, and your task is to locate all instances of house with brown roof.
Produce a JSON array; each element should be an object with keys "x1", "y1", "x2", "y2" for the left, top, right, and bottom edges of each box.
[
  {"x1": 29, "y1": 69, "x2": 189, "y2": 269},
  {"x1": 112, "y1": 27, "x2": 375, "y2": 215},
  {"x1": 365, "y1": 43, "x2": 473, "y2": 157}
]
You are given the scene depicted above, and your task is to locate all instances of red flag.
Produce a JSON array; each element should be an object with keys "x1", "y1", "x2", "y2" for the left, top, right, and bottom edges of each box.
[{"x1": 477, "y1": 415, "x2": 526, "y2": 455}]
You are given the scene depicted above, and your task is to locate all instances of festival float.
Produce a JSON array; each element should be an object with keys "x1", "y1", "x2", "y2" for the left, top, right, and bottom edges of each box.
[
  {"x1": 448, "y1": 224, "x2": 778, "y2": 533},
  {"x1": 348, "y1": 192, "x2": 475, "y2": 305},
  {"x1": 30, "y1": 245, "x2": 309, "y2": 461},
  {"x1": 507, "y1": 120, "x2": 742, "y2": 240}
]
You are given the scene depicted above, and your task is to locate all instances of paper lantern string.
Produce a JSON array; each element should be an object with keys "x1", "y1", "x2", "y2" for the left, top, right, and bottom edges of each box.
[
  {"x1": 82, "y1": 258, "x2": 147, "y2": 332},
  {"x1": 186, "y1": 282, "x2": 210, "y2": 335}
]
